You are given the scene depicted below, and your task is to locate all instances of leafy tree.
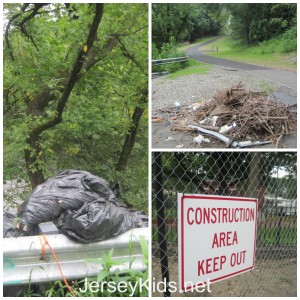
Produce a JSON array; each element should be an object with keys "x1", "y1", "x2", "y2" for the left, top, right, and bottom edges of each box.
[
  {"x1": 227, "y1": 3, "x2": 297, "y2": 45},
  {"x1": 154, "y1": 152, "x2": 296, "y2": 201},
  {"x1": 4, "y1": 3, "x2": 148, "y2": 209},
  {"x1": 152, "y1": 4, "x2": 222, "y2": 48}
]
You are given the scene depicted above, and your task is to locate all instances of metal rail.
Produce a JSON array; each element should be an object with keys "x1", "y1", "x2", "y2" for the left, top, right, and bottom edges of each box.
[
  {"x1": 152, "y1": 56, "x2": 188, "y2": 65},
  {"x1": 4, "y1": 227, "x2": 148, "y2": 285}
]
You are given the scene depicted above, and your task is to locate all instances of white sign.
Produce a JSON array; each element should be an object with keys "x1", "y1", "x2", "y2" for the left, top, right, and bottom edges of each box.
[{"x1": 178, "y1": 193, "x2": 258, "y2": 292}]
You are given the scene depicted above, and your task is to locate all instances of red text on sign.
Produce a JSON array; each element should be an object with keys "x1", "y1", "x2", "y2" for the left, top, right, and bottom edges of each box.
[
  {"x1": 212, "y1": 231, "x2": 238, "y2": 248},
  {"x1": 198, "y1": 255, "x2": 226, "y2": 276},
  {"x1": 230, "y1": 250, "x2": 246, "y2": 267}
]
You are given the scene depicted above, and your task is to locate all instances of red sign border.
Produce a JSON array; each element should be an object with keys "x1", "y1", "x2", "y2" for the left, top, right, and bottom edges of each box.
[{"x1": 180, "y1": 194, "x2": 258, "y2": 292}]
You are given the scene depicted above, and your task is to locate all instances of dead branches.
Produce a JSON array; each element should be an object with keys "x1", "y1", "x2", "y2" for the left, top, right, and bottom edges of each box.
[{"x1": 156, "y1": 83, "x2": 297, "y2": 145}]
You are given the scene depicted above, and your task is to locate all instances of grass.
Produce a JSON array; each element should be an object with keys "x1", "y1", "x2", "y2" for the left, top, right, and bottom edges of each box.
[
  {"x1": 258, "y1": 228, "x2": 296, "y2": 245},
  {"x1": 202, "y1": 36, "x2": 297, "y2": 71},
  {"x1": 21, "y1": 238, "x2": 149, "y2": 297},
  {"x1": 166, "y1": 59, "x2": 210, "y2": 79}
]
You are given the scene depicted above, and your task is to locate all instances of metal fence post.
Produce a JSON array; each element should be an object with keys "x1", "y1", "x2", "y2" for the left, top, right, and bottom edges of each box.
[
  {"x1": 152, "y1": 152, "x2": 297, "y2": 297},
  {"x1": 154, "y1": 152, "x2": 171, "y2": 297},
  {"x1": 276, "y1": 207, "x2": 284, "y2": 246}
]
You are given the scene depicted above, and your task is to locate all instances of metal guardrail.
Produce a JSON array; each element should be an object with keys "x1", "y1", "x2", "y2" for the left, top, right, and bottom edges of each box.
[
  {"x1": 151, "y1": 57, "x2": 188, "y2": 78},
  {"x1": 152, "y1": 56, "x2": 188, "y2": 65},
  {"x1": 4, "y1": 227, "x2": 148, "y2": 286}
]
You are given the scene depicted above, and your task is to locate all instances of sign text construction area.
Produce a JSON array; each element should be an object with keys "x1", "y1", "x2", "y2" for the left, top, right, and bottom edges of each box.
[{"x1": 178, "y1": 193, "x2": 258, "y2": 292}]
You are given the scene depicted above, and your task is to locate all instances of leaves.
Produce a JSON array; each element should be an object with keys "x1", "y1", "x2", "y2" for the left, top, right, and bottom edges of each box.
[{"x1": 4, "y1": 3, "x2": 148, "y2": 209}]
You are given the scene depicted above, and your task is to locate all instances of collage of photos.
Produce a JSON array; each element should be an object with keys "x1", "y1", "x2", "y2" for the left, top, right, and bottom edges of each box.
[{"x1": 2, "y1": 2, "x2": 297, "y2": 298}]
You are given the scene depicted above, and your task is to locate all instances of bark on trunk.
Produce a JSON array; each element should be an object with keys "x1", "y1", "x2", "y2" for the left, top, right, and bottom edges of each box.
[
  {"x1": 24, "y1": 4, "x2": 104, "y2": 188},
  {"x1": 116, "y1": 105, "x2": 145, "y2": 172}
]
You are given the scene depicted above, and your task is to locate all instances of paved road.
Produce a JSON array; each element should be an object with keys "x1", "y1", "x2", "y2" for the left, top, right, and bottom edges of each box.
[
  {"x1": 186, "y1": 37, "x2": 297, "y2": 103},
  {"x1": 152, "y1": 38, "x2": 297, "y2": 149}
]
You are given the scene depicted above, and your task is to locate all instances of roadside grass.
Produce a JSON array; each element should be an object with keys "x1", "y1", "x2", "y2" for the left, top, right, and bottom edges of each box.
[
  {"x1": 166, "y1": 59, "x2": 211, "y2": 79},
  {"x1": 22, "y1": 237, "x2": 149, "y2": 297},
  {"x1": 202, "y1": 36, "x2": 297, "y2": 71}
]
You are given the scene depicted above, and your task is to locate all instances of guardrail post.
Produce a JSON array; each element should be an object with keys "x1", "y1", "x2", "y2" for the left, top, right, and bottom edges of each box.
[{"x1": 154, "y1": 152, "x2": 171, "y2": 297}]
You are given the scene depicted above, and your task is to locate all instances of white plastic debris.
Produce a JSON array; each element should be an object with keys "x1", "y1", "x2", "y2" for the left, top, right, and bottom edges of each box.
[
  {"x1": 212, "y1": 116, "x2": 218, "y2": 126},
  {"x1": 193, "y1": 134, "x2": 210, "y2": 144},
  {"x1": 219, "y1": 122, "x2": 237, "y2": 134},
  {"x1": 175, "y1": 144, "x2": 184, "y2": 148},
  {"x1": 191, "y1": 102, "x2": 202, "y2": 110},
  {"x1": 238, "y1": 141, "x2": 253, "y2": 147},
  {"x1": 164, "y1": 136, "x2": 175, "y2": 142},
  {"x1": 199, "y1": 116, "x2": 219, "y2": 126},
  {"x1": 175, "y1": 101, "x2": 181, "y2": 109}
]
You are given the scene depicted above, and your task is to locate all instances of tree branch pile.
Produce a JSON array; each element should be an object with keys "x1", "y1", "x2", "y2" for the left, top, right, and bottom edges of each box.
[
  {"x1": 156, "y1": 83, "x2": 296, "y2": 144},
  {"x1": 197, "y1": 83, "x2": 296, "y2": 141}
]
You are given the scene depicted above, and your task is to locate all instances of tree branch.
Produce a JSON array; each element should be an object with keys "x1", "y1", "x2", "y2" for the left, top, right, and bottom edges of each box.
[
  {"x1": 5, "y1": 4, "x2": 49, "y2": 59},
  {"x1": 30, "y1": 3, "x2": 104, "y2": 136},
  {"x1": 116, "y1": 37, "x2": 146, "y2": 74}
]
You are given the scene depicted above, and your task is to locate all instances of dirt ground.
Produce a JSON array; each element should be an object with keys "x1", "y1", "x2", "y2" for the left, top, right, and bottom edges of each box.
[
  {"x1": 152, "y1": 257, "x2": 297, "y2": 297},
  {"x1": 152, "y1": 120, "x2": 297, "y2": 149}
]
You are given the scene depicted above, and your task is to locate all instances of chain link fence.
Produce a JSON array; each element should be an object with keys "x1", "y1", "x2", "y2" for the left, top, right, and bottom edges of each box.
[{"x1": 152, "y1": 152, "x2": 297, "y2": 297}]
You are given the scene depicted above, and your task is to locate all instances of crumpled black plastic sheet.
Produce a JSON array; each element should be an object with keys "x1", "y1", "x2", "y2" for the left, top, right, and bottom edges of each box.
[{"x1": 5, "y1": 170, "x2": 147, "y2": 243}]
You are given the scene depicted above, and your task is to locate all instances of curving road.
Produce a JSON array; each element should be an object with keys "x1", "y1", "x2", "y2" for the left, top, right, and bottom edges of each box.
[
  {"x1": 152, "y1": 38, "x2": 297, "y2": 149},
  {"x1": 186, "y1": 37, "x2": 297, "y2": 100}
]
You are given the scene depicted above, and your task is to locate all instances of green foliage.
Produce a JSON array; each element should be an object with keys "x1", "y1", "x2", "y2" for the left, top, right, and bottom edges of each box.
[
  {"x1": 23, "y1": 238, "x2": 149, "y2": 297},
  {"x1": 152, "y1": 3, "x2": 224, "y2": 47},
  {"x1": 153, "y1": 152, "x2": 297, "y2": 208},
  {"x1": 206, "y1": 36, "x2": 296, "y2": 70},
  {"x1": 152, "y1": 38, "x2": 187, "y2": 73},
  {"x1": 227, "y1": 3, "x2": 297, "y2": 46},
  {"x1": 4, "y1": 3, "x2": 148, "y2": 209}
]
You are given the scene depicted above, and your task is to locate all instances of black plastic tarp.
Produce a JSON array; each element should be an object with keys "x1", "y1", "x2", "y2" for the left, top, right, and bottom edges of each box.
[{"x1": 6, "y1": 170, "x2": 147, "y2": 243}]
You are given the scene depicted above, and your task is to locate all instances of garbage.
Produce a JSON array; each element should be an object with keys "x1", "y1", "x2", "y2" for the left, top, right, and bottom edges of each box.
[
  {"x1": 188, "y1": 125, "x2": 271, "y2": 148},
  {"x1": 219, "y1": 122, "x2": 237, "y2": 134},
  {"x1": 152, "y1": 116, "x2": 164, "y2": 123},
  {"x1": 164, "y1": 136, "x2": 175, "y2": 142},
  {"x1": 199, "y1": 116, "x2": 219, "y2": 127},
  {"x1": 156, "y1": 82, "x2": 296, "y2": 146},
  {"x1": 195, "y1": 82, "x2": 296, "y2": 142},
  {"x1": 3, "y1": 211, "x2": 27, "y2": 238},
  {"x1": 193, "y1": 134, "x2": 210, "y2": 144},
  {"x1": 175, "y1": 101, "x2": 181, "y2": 109},
  {"x1": 55, "y1": 200, "x2": 147, "y2": 243},
  {"x1": 11, "y1": 170, "x2": 147, "y2": 243},
  {"x1": 176, "y1": 144, "x2": 184, "y2": 148},
  {"x1": 191, "y1": 102, "x2": 202, "y2": 110}
]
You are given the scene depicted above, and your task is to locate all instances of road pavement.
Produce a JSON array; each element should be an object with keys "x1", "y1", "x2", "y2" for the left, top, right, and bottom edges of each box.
[{"x1": 186, "y1": 37, "x2": 297, "y2": 105}]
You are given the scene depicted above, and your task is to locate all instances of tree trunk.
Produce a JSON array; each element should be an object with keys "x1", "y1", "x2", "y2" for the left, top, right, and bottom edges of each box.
[
  {"x1": 217, "y1": 153, "x2": 229, "y2": 195},
  {"x1": 23, "y1": 4, "x2": 104, "y2": 188},
  {"x1": 24, "y1": 133, "x2": 45, "y2": 188},
  {"x1": 248, "y1": 152, "x2": 260, "y2": 198},
  {"x1": 116, "y1": 105, "x2": 145, "y2": 172}
]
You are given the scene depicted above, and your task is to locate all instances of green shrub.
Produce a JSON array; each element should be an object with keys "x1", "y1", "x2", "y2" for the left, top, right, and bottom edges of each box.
[
  {"x1": 280, "y1": 25, "x2": 297, "y2": 53},
  {"x1": 152, "y1": 38, "x2": 187, "y2": 73}
]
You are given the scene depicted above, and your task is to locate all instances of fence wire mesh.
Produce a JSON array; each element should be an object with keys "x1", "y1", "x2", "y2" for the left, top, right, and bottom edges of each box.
[{"x1": 152, "y1": 152, "x2": 297, "y2": 297}]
